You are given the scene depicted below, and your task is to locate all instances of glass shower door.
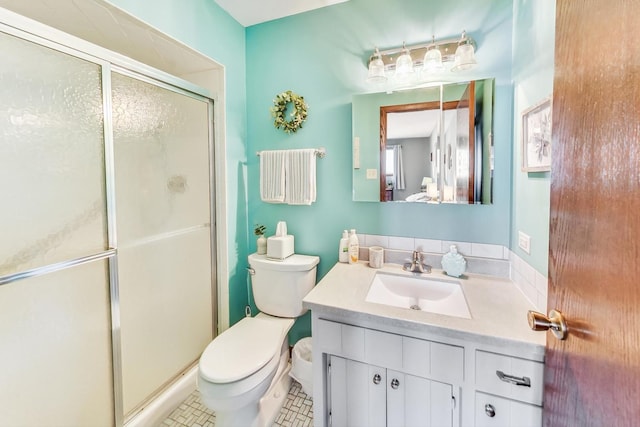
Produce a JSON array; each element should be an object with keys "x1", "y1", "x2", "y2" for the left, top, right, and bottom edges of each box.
[
  {"x1": 0, "y1": 30, "x2": 114, "y2": 426},
  {"x1": 110, "y1": 71, "x2": 214, "y2": 416}
]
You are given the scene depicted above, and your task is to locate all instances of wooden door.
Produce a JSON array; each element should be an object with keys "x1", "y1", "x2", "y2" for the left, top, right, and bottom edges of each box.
[
  {"x1": 545, "y1": 1, "x2": 640, "y2": 425},
  {"x1": 454, "y1": 81, "x2": 475, "y2": 203}
]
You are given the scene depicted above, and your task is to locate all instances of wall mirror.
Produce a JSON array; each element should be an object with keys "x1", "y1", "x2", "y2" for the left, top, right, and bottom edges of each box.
[{"x1": 352, "y1": 78, "x2": 494, "y2": 204}]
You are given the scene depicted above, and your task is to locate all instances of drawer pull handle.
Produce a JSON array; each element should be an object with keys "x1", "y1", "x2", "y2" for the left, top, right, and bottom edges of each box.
[
  {"x1": 390, "y1": 378, "x2": 400, "y2": 389},
  {"x1": 372, "y1": 374, "x2": 381, "y2": 385},
  {"x1": 496, "y1": 370, "x2": 531, "y2": 387},
  {"x1": 485, "y1": 404, "x2": 496, "y2": 417}
]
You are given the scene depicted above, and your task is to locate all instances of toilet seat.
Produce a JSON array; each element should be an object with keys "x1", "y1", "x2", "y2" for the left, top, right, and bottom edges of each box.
[{"x1": 199, "y1": 316, "x2": 284, "y2": 384}]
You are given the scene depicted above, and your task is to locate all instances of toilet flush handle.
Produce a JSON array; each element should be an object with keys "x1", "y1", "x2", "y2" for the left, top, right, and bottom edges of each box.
[{"x1": 245, "y1": 267, "x2": 255, "y2": 318}]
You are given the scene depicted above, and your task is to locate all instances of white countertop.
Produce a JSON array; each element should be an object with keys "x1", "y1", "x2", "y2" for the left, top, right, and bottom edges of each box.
[{"x1": 303, "y1": 261, "x2": 546, "y2": 355}]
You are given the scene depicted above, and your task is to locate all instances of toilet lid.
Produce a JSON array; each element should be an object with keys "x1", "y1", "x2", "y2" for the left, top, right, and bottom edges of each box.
[{"x1": 199, "y1": 317, "x2": 283, "y2": 383}]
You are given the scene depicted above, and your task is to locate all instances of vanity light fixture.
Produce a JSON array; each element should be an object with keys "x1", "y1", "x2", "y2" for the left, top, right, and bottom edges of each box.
[
  {"x1": 423, "y1": 35, "x2": 444, "y2": 73},
  {"x1": 452, "y1": 30, "x2": 477, "y2": 71},
  {"x1": 366, "y1": 47, "x2": 387, "y2": 83},
  {"x1": 394, "y1": 42, "x2": 414, "y2": 82},
  {"x1": 366, "y1": 30, "x2": 478, "y2": 86}
]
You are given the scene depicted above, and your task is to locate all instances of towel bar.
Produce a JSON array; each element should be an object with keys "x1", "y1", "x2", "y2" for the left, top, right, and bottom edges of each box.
[{"x1": 256, "y1": 147, "x2": 326, "y2": 158}]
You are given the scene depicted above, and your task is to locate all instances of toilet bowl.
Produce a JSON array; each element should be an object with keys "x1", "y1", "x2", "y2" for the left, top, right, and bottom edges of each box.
[
  {"x1": 198, "y1": 253, "x2": 319, "y2": 427},
  {"x1": 198, "y1": 314, "x2": 294, "y2": 426}
]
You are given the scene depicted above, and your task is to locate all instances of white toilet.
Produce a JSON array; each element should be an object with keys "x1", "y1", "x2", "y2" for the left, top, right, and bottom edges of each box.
[{"x1": 198, "y1": 252, "x2": 319, "y2": 427}]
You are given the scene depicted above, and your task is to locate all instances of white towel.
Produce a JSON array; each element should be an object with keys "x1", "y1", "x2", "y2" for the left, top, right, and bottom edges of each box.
[
  {"x1": 285, "y1": 149, "x2": 316, "y2": 205},
  {"x1": 260, "y1": 150, "x2": 286, "y2": 203}
]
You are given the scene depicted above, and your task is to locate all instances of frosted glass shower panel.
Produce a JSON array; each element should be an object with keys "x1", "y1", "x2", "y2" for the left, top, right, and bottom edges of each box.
[
  {"x1": 0, "y1": 32, "x2": 107, "y2": 276},
  {"x1": 0, "y1": 260, "x2": 114, "y2": 426},
  {"x1": 118, "y1": 226, "x2": 213, "y2": 414},
  {"x1": 112, "y1": 72, "x2": 211, "y2": 244}
]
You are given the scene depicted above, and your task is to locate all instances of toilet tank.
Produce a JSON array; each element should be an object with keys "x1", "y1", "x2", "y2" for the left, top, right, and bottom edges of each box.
[{"x1": 248, "y1": 253, "x2": 320, "y2": 318}]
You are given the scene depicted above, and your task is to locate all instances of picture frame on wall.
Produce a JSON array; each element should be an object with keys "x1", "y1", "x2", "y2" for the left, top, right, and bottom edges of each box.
[{"x1": 521, "y1": 96, "x2": 552, "y2": 172}]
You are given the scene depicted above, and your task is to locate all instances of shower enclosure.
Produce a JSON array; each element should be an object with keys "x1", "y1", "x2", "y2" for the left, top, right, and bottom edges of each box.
[{"x1": 0, "y1": 20, "x2": 216, "y2": 427}]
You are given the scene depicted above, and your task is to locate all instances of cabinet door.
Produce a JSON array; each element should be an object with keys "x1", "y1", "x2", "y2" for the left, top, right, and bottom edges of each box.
[
  {"x1": 329, "y1": 356, "x2": 386, "y2": 427},
  {"x1": 387, "y1": 370, "x2": 454, "y2": 427}
]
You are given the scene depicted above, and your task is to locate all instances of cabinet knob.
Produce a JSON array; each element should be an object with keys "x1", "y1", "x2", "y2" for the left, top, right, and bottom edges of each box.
[
  {"x1": 485, "y1": 404, "x2": 496, "y2": 417},
  {"x1": 390, "y1": 378, "x2": 400, "y2": 389},
  {"x1": 372, "y1": 374, "x2": 381, "y2": 385}
]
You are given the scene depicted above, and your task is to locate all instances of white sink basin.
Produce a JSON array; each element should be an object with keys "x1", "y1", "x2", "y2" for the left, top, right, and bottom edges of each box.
[{"x1": 365, "y1": 272, "x2": 471, "y2": 319}]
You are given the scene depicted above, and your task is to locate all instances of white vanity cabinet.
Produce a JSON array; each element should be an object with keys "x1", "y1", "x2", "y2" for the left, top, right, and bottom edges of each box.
[
  {"x1": 313, "y1": 318, "x2": 463, "y2": 427},
  {"x1": 303, "y1": 262, "x2": 546, "y2": 427},
  {"x1": 311, "y1": 317, "x2": 544, "y2": 427}
]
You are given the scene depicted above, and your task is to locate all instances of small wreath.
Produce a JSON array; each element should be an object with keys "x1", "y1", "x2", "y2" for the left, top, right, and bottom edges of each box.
[{"x1": 270, "y1": 90, "x2": 308, "y2": 134}]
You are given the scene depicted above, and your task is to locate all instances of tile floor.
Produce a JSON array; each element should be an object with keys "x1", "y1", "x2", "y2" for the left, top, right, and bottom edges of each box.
[{"x1": 160, "y1": 380, "x2": 313, "y2": 427}]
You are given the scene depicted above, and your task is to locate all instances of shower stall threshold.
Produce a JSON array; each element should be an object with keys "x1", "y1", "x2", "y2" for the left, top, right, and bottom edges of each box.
[{"x1": 125, "y1": 365, "x2": 198, "y2": 427}]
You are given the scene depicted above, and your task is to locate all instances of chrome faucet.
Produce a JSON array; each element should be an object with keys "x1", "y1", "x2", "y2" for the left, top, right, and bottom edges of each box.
[{"x1": 403, "y1": 250, "x2": 432, "y2": 273}]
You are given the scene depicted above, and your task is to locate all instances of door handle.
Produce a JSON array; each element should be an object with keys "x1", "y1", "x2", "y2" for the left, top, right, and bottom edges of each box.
[{"x1": 527, "y1": 309, "x2": 568, "y2": 340}]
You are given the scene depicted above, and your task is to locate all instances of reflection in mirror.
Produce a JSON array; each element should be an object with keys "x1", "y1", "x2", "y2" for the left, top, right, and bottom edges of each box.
[
  {"x1": 381, "y1": 102, "x2": 440, "y2": 202},
  {"x1": 352, "y1": 79, "x2": 494, "y2": 204}
]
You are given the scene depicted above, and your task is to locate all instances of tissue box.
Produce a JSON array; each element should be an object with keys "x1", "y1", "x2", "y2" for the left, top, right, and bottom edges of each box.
[{"x1": 267, "y1": 235, "x2": 294, "y2": 260}]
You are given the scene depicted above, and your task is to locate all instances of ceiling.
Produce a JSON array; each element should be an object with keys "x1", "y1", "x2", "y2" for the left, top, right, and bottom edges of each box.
[
  {"x1": 0, "y1": 0, "x2": 221, "y2": 77},
  {"x1": 214, "y1": 0, "x2": 349, "y2": 27},
  {"x1": 387, "y1": 110, "x2": 440, "y2": 140}
]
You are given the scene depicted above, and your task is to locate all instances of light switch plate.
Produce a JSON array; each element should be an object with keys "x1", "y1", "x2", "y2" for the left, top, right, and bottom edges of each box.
[
  {"x1": 366, "y1": 169, "x2": 377, "y2": 179},
  {"x1": 518, "y1": 231, "x2": 531, "y2": 254}
]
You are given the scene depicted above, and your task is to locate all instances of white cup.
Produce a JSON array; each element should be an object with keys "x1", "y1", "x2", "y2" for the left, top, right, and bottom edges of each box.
[{"x1": 369, "y1": 246, "x2": 384, "y2": 268}]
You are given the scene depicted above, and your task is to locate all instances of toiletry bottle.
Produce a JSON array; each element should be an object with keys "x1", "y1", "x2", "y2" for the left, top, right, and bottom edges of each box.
[
  {"x1": 339, "y1": 230, "x2": 349, "y2": 263},
  {"x1": 348, "y1": 229, "x2": 359, "y2": 264}
]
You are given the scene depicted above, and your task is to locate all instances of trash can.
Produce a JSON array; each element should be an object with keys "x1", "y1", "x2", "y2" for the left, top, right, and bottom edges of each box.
[{"x1": 290, "y1": 337, "x2": 313, "y2": 397}]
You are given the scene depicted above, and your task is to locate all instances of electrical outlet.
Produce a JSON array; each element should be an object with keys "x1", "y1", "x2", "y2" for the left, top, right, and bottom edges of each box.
[
  {"x1": 518, "y1": 231, "x2": 531, "y2": 254},
  {"x1": 366, "y1": 168, "x2": 377, "y2": 179}
]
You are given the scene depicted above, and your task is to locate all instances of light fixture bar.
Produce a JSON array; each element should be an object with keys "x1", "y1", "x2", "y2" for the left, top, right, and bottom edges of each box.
[{"x1": 368, "y1": 35, "x2": 476, "y2": 71}]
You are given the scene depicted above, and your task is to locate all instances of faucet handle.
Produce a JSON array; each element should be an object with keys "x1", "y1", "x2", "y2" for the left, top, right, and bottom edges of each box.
[{"x1": 412, "y1": 250, "x2": 422, "y2": 261}]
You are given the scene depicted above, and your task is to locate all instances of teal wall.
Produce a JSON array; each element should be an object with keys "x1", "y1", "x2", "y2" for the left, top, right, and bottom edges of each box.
[
  {"x1": 246, "y1": 0, "x2": 514, "y2": 342},
  {"x1": 105, "y1": 0, "x2": 555, "y2": 340},
  {"x1": 511, "y1": 0, "x2": 556, "y2": 275},
  {"x1": 106, "y1": 0, "x2": 251, "y2": 324}
]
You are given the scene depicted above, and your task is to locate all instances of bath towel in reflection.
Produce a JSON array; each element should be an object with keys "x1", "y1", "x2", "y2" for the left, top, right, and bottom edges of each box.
[
  {"x1": 260, "y1": 150, "x2": 286, "y2": 203},
  {"x1": 285, "y1": 149, "x2": 316, "y2": 205}
]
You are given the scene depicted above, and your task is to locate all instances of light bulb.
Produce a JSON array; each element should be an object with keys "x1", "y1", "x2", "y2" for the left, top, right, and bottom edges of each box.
[{"x1": 366, "y1": 47, "x2": 387, "y2": 83}]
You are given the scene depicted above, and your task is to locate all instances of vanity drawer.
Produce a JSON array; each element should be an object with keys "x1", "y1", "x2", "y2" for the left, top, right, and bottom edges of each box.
[
  {"x1": 475, "y1": 392, "x2": 542, "y2": 427},
  {"x1": 475, "y1": 350, "x2": 543, "y2": 405}
]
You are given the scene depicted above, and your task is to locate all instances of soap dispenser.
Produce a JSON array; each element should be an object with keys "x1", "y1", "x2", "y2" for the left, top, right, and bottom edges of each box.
[{"x1": 441, "y1": 245, "x2": 466, "y2": 277}]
